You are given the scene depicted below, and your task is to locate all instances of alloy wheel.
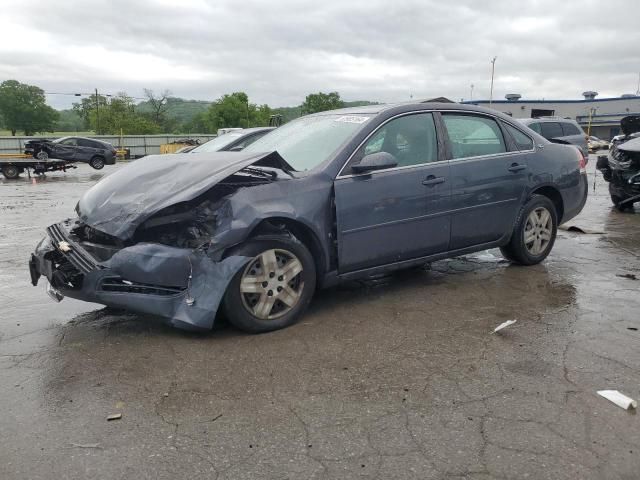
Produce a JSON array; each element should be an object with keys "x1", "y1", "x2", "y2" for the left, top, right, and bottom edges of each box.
[
  {"x1": 239, "y1": 249, "x2": 304, "y2": 320},
  {"x1": 524, "y1": 207, "x2": 553, "y2": 256}
]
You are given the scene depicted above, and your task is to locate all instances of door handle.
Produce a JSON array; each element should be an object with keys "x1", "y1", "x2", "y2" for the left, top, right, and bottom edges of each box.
[
  {"x1": 508, "y1": 163, "x2": 527, "y2": 173},
  {"x1": 422, "y1": 175, "x2": 445, "y2": 186}
]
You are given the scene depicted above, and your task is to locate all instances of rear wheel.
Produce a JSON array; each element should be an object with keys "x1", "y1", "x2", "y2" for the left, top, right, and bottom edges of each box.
[
  {"x1": 500, "y1": 195, "x2": 557, "y2": 265},
  {"x1": 2, "y1": 165, "x2": 20, "y2": 179},
  {"x1": 89, "y1": 156, "x2": 105, "y2": 170},
  {"x1": 222, "y1": 235, "x2": 316, "y2": 333}
]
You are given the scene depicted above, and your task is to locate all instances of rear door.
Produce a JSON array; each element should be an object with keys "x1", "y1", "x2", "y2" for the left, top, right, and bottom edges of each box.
[
  {"x1": 334, "y1": 112, "x2": 451, "y2": 272},
  {"x1": 76, "y1": 138, "x2": 97, "y2": 161},
  {"x1": 442, "y1": 113, "x2": 530, "y2": 251},
  {"x1": 53, "y1": 138, "x2": 78, "y2": 160}
]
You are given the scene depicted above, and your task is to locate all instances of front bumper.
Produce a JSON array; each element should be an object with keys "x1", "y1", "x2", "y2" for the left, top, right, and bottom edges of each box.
[{"x1": 30, "y1": 220, "x2": 249, "y2": 330}]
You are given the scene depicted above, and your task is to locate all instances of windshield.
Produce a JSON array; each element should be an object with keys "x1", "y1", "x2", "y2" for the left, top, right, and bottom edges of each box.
[
  {"x1": 191, "y1": 133, "x2": 244, "y2": 153},
  {"x1": 51, "y1": 137, "x2": 70, "y2": 144},
  {"x1": 243, "y1": 114, "x2": 371, "y2": 171}
]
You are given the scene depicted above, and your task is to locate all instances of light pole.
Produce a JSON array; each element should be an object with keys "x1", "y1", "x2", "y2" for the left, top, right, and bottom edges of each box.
[
  {"x1": 470, "y1": 84, "x2": 474, "y2": 101},
  {"x1": 95, "y1": 88, "x2": 100, "y2": 135},
  {"x1": 489, "y1": 57, "x2": 497, "y2": 106}
]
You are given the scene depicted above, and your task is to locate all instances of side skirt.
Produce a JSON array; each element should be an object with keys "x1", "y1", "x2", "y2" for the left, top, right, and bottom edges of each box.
[{"x1": 321, "y1": 237, "x2": 509, "y2": 287}]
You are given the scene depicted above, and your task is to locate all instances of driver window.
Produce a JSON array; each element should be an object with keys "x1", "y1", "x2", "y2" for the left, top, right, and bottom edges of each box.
[{"x1": 358, "y1": 113, "x2": 438, "y2": 168}]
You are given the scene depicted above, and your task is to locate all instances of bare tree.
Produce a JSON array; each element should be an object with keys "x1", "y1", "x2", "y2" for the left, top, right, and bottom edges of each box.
[{"x1": 143, "y1": 89, "x2": 172, "y2": 125}]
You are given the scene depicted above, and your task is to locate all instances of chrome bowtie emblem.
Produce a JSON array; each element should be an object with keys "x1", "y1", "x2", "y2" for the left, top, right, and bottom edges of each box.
[{"x1": 58, "y1": 241, "x2": 72, "y2": 252}]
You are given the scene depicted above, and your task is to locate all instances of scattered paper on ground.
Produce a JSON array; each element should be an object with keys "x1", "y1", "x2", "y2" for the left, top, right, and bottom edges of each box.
[
  {"x1": 597, "y1": 390, "x2": 637, "y2": 410},
  {"x1": 492, "y1": 319, "x2": 517, "y2": 334},
  {"x1": 106, "y1": 413, "x2": 122, "y2": 421}
]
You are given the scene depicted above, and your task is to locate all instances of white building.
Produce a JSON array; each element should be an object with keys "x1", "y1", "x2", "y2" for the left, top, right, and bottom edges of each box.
[{"x1": 464, "y1": 92, "x2": 640, "y2": 140}]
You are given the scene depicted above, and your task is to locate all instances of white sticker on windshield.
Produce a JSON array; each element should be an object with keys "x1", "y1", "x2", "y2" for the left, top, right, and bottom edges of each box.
[{"x1": 335, "y1": 116, "x2": 369, "y2": 124}]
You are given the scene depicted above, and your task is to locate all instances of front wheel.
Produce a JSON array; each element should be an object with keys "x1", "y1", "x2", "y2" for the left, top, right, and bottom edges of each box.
[
  {"x1": 500, "y1": 195, "x2": 558, "y2": 265},
  {"x1": 222, "y1": 235, "x2": 316, "y2": 333},
  {"x1": 36, "y1": 150, "x2": 49, "y2": 160},
  {"x1": 89, "y1": 156, "x2": 105, "y2": 170}
]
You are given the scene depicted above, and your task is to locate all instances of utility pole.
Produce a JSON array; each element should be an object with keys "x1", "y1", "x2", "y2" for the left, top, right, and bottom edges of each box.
[
  {"x1": 489, "y1": 57, "x2": 497, "y2": 106},
  {"x1": 587, "y1": 107, "x2": 596, "y2": 137},
  {"x1": 636, "y1": 72, "x2": 640, "y2": 96},
  {"x1": 470, "y1": 84, "x2": 474, "y2": 101},
  {"x1": 95, "y1": 88, "x2": 100, "y2": 135}
]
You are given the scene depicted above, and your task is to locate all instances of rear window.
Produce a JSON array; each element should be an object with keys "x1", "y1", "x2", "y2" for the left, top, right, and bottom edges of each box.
[
  {"x1": 561, "y1": 122, "x2": 582, "y2": 136},
  {"x1": 539, "y1": 122, "x2": 564, "y2": 139},
  {"x1": 504, "y1": 123, "x2": 534, "y2": 151},
  {"x1": 527, "y1": 122, "x2": 541, "y2": 134}
]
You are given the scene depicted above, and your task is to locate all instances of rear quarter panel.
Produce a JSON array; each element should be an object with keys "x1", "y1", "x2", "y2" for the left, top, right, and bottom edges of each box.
[{"x1": 527, "y1": 143, "x2": 587, "y2": 223}]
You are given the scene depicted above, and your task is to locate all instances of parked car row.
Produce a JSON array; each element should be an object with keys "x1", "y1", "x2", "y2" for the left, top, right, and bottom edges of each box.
[{"x1": 30, "y1": 101, "x2": 588, "y2": 334}]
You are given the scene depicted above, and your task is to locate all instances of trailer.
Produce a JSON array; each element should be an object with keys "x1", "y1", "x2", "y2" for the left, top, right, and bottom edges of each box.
[{"x1": 0, "y1": 154, "x2": 76, "y2": 179}]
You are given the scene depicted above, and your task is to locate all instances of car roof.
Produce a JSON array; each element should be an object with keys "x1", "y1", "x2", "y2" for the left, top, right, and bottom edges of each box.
[
  {"x1": 519, "y1": 117, "x2": 579, "y2": 124},
  {"x1": 308, "y1": 101, "x2": 517, "y2": 119}
]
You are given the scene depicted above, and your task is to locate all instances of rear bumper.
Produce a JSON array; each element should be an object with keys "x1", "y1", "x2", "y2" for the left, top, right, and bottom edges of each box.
[
  {"x1": 561, "y1": 173, "x2": 588, "y2": 224},
  {"x1": 30, "y1": 220, "x2": 249, "y2": 331}
]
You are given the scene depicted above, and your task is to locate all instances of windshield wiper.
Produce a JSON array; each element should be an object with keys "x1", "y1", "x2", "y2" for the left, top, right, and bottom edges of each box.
[{"x1": 240, "y1": 166, "x2": 278, "y2": 180}]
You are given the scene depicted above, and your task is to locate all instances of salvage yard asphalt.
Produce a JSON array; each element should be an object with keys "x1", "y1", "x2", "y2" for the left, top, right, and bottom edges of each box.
[{"x1": 1, "y1": 158, "x2": 639, "y2": 480}]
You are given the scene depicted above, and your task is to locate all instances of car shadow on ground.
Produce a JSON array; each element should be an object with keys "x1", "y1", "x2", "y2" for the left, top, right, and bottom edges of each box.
[{"x1": 55, "y1": 251, "x2": 566, "y2": 345}]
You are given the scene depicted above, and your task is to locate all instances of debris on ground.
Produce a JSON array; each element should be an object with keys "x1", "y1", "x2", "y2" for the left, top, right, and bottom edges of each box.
[
  {"x1": 106, "y1": 413, "x2": 122, "y2": 421},
  {"x1": 597, "y1": 390, "x2": 638, "y2": 410},
  {"x1": 70, "y1": 443, "x2": 101, "y2": 449},
  {"x1": 616, "y1": 273, "x2": 638, "y2": 280},
  {"x1": 491, "y1": 319, "x2": 517, "y2": 334},
  {"x1": 559, "y1": 225, "x2": 606, "y2": 234},
  {"x1": 469, "y1": 252, "x2": 506, "y2": 263}
]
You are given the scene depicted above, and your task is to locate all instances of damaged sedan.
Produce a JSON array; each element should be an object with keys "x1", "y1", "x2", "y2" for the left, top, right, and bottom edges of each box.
[
  {"x1": 596, "y1": 115, "x2": 640, "y2": 211},
  {"x1": 29, "y1": 102, "x2": 588, "y2": 333}
]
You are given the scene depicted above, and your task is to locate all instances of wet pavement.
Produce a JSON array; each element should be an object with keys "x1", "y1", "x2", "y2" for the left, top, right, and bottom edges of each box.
[{"x1": 1, "y1": 159, "x2": 639, "y2": 479}]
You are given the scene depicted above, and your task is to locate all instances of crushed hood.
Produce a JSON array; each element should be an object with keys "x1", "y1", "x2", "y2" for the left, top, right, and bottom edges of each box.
[
  {"x1": 621, "y1": 115, "x2": 640, "y2": 136},
  {"x1": 618, "y1": 136, "x2": 640, "y2": 153},
  {"x1": 77, "y1": 150, "x2": 286, "y2": 240}
]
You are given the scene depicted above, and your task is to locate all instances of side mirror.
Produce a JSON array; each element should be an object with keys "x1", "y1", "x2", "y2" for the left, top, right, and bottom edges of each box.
[{"x1": 351, "y1": 152, "x2": 398, "y2": 174}]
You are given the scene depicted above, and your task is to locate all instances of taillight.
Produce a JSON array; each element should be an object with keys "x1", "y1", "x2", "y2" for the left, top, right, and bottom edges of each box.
[{"x1": 577, "y1": 148, "x2": 587, "y2": 173}]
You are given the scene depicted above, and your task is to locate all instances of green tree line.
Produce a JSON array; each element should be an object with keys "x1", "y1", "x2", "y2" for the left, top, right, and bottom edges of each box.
[{"x1": 0, "y1": 80, "x2": 377, "y2": 135}]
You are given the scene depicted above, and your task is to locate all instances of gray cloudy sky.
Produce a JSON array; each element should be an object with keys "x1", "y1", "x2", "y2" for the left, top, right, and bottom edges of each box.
[{"x1": 1, "y1": 0, "x2": 639, "y2": 109}]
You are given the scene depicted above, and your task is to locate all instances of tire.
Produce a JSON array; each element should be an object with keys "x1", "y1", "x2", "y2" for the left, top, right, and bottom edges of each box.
[
  {"x1": 610, "y1": 194, "x2": 634, "y2": 212},
  {"x1": 2, "y1": 165, "x2": 20, "y2": 179},
  {"x1": 222, "y1": 235, "x2": 316, "y2": 333},
  {"x1": 500, "y1": 195, "x2": 558, "y2": 266},
  {"x1": 89, "y1": 156, "x2": 105, "y2": 170},
  {"x1": 36, "y1": 150, "x2": 48, "y2": 160}
]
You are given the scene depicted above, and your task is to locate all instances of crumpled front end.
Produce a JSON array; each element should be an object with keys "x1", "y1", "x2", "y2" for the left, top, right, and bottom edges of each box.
[
  {"x1": 598, "y1": 136, "x2": 640, "y2": 202},
  {"x1": 29, "y1": 219, "x2": 249, "y2": 330}
]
